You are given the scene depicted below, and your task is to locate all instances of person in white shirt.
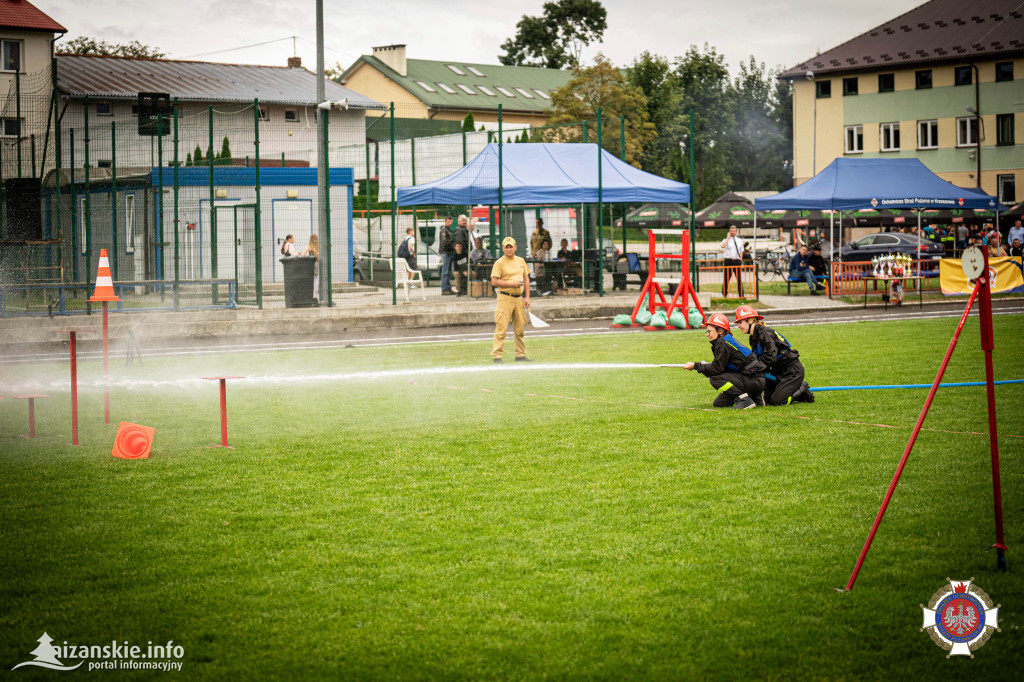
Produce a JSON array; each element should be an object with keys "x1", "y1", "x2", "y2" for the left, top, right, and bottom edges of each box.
[
  {"x1": 280, "y1": 234, "x2": 298, "y2": 257},
  {"x1": 1008, "y1": 219, "x2": 1024, "y2": 249},
  {"x1": 720, "y1": 225, "x2": 745, "y2": 297}
]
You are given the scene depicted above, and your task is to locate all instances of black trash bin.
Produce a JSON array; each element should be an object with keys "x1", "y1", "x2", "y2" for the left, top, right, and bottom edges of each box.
[{"x1": 280, "y1": 256, "x2": 317, "y2": 308}]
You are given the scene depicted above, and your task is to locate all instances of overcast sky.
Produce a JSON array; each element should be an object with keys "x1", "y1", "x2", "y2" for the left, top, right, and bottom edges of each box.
[{"x1": 41, "y1": 0, "x2": 926, "y2": 76}]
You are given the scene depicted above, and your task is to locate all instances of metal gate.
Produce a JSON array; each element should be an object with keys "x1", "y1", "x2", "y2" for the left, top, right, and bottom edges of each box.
[{"x1": 233, "y1": 204, "x2": 261, "y2": 307}]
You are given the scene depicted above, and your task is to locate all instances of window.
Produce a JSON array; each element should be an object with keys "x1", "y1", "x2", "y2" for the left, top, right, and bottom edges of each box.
[
  {"x1": 957, "y1": 116, "x2": 978, "y2": 146},
  {"x1": 456, "y1": 83, "x2": 477, "y2": 95},
  {"x1": 995, "y1": 61, "x2": 1013, "y2": 82},
  {"x1": 1, "y1": 39, "x2": 21, "y2": 71},
  {"x1": 495, "y1": 86, "x2": 516, "y2": 97},
  {"x1": 258, "y1": 107, "x2": 269, "y2": 121},
  {"x1": 998, "y1": 174, "x2": 1016, "y2": 205},
  {"x1": 842, "y1": 77, "x2": 858, "y2": 96},
  {"x1": 131, "y1": 104, "x2": 139, "y2": 117},
  {"x1": 477, "y1": 85, "x2": 496, "y2": 97},
  {"x1": 514, "y1": 87, "x2": 535, "y2": 98},
  {"x1": 415, "y1": 81, "x2": 436, "y2": 92},
  {"x1": 844, "y1": 125, "x2": 863, "y2": 153},
  {"x1": 125, "y1": 195, "x2": 137, "y2": 254},
  {"x1": 878, "y1": 73, "x2": 894, "y2": 92},
  {"x1": 880, "y1": 122, "x2": 900, "y2": 151},
  {"x1": 467, "y1": 66, "x2": 485, "y2": 77},
  {"x1": 437, "y1": 82, "x2": 457, "y2": 94},
  {"x1": 96, "y1": 103, "x2": 112, "y2": 116},
  {"x1": 533, "y1": 89, "x2": 551, "y2": 99},
  {"x1": 996, "y1": 114, "x2": 1015, "y2": 146},
  {"x1": 955, "y1": 66, "x2": 972, "y2": 86},
  {"x1": 915, "y1": 70, "x2": 932, "y2": 89},
  {"x1": 284, "y1": 110, "x2": 298, "y2": 122},
  {"x1": 815, "y1": 80, "x2": 831, "y2": 98},
  {"x1": 445, "y1": 64, "x2": 465, "y2": 75},
  {"x1": 918, "y1": 120, "x2": 938, "y2": 149},
  {"x1": 1, "y1": 117, "x2": 21, "y2": 137}
]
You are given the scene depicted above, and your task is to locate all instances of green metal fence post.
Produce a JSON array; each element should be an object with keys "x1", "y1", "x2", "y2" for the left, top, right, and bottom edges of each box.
[
  {"x1": 173, "y1": 98, "x2": 180, "y2": 311},
  {"x1": 156, "y1": 113, "x2": 164, "y2": 281},
  {"x1": 364, "y1": 136, "x2": 372, "y2": 253},
  {"x1": 30, "y1": 134, "x2": 35, "y2": 179},
  {"x1": 84, "y1": 96, "x2": 92, "y2": 310},
  {"x1": 253, "y1": 98, "x2": 262, "y2": 309},
  {"x1": 597, "y1": 107, "x2": 603, "y2": 296},
  {"x1": 111, "y1": 121, "x2": 118, "y2": 280},
  {"x1": 69, "y1": 127, "x2": 76, "y2": 282},
  {"x1": 53, "y1": 60, "x2": 62, "y2": 283},
  {"x1": 620, "y1": 115, "x2": 626, "y2": 257},
  {"x1": 15, "y1": 70, "x2": 21, "y2": 177},
  {"x1": 209, "y1": 105, "x2": 217, "y2": 302},
  {"x1": 322, "y1": 107, "x2": 332, "y2": 307},
  {"x1": 498, "y1": 104, "x2": 503, "y2": 243},
  {"x1": 389, "y1": 102, "x2": 396, "y2": 306}
]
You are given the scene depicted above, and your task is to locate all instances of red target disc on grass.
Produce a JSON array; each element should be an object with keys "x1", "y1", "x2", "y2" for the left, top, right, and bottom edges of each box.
[{"x1": 112, "y1": 422, "x2": 155, "y2": 459}]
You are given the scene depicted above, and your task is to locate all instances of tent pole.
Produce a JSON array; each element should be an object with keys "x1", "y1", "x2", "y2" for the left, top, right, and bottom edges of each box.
[
  {"x1": 753, "y1": 208, "x2": 758, "y2": 299},
  {"x1": 829, "y1": 211, "x2": 834, "y2": 299},
  {"x1": 917, "y1": 209, "x2": 922, "y2": 278}
]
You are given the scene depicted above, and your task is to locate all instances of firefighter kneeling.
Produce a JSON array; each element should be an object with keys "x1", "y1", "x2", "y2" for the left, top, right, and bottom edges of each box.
[{"x1": 680, "y1": 312, "x2": 766, "y2": 410}]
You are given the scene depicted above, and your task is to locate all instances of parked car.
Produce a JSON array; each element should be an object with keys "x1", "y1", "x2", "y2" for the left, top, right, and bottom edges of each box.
[{"x1": 834, "y1": 232, "x2": 944, "y2": 262}]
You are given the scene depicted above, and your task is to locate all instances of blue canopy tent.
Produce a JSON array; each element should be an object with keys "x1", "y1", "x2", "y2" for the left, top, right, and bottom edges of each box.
[
  {"x1": 396, "y1": 143, "x2": 690, "y2": 295},
  {"x1": 396, "y1": 143, "x2": 690, "y2": 206},
  {"x1": 755, "y1": 158, "x2": 1002, "y2": 283}
]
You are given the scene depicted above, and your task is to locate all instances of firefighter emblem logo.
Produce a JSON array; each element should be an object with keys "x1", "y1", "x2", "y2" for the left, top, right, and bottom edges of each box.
[
  {"x1": 870, "y1": 197, "x2": 878, "y2": 207},
  {"x1": 958, "y1": 197, "x2": 965, "y2": 206},
  {"x1": 921, "y1": 578, "x2": 999, "y2": 657}
]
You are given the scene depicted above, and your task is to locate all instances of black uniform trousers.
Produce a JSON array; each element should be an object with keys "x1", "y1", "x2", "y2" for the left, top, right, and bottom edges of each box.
[
  {"x1": 766, "y1": 358, "x2": 805, "y2": 406},
  {"x1": 709, "y1": 373, "x2": 765, "y2": 408}
]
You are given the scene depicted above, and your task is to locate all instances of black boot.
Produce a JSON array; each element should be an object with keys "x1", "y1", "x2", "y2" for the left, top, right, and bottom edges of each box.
[{"x1": 795, "y1": 381, "x2": 815, "y2": 403}]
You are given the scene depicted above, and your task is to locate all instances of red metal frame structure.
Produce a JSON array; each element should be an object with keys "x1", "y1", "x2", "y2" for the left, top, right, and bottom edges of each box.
[
  {"x1": 629, "y1": 229, "x2": 706, "y2": 328},
  {"x1": 54, "y1": 330, "x2": 88, "y2": 446},
  {"x1": 845, "y1": 249, "x2": 1007, "y2": 590},
  {"x1": 15, "y1": 394, "x2": 49, "y2": 438}
]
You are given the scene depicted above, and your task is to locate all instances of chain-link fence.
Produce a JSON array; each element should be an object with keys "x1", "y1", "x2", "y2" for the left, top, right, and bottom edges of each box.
[{"x1": 2, "y1": 66, "x2": 673, "y2": 316}]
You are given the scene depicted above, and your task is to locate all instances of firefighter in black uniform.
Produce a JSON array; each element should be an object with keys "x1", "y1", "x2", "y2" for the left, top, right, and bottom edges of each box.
[
  {"x1": 734, "y1": 305, "x2": 813, "y2": 406},
  {"x1": 681, "y1": 312, "x2": 766, "y2": 409}
]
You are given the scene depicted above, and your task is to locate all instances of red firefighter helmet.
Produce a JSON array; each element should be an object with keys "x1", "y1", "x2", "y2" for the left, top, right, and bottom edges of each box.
[
  {"x1": 703, "y1": 312, "x2": 731, "y2": 333},
  {"x1": 734, "y1": 305, "x2": 763, "y2": 323}
]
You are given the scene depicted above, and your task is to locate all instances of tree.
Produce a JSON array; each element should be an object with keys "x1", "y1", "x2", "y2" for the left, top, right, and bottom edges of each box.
[
  {"x1": 542, "y1": 55, "x2": 654, "y2": 167},
  {"x1": 63, "y1": 36, "x2": 165, "y2": 59},
  {"x1": 498, "y1": 0, "x2": 607, "y2": 69},
  {"x1": 220, "y1": 136, "x2": 232, "y2": 164},
  {"x1": 185, "y1": 152, "x2": 193, "y2": 166},
  {"x1": 194, "y1": 145, "x2": 203, "y2": 164},
  {"x1": 462, "y1": 112, "x2": 476, "y2": 133},
  {"x1": 626, "y1": 51, "x2": 682, "y2": 177}
]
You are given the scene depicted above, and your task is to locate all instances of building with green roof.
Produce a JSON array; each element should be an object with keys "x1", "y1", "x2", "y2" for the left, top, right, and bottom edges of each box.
[{"x1": 340, "y1": 45, "x2": 572, "y2": 127}]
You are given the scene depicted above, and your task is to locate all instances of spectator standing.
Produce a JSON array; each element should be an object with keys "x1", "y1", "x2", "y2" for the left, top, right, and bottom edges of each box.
[
  {"x1": 280, "y1": 234, "x2": 298, "y2": 257},
  {"x1": 302, "y1": 233, "x2": 319, "y2": 305},
  {"x1": 1007, "y1": 219, "x2": 1024, "y2": 248},
  {"x1": 956, "y1": 223, "x2": 969, "y2": 251},
  {"x1": 720, "y1": 225, "x2": 745, "y2": 297},
  {"x1": 438, "y1": 216, "x2": 455, "y2": 295},
  {"x1": 741, "y1": 242, "x2": 753, "y2": 262},
  {"x1": 530, "y1": 218, "x2": 552, "y2": 258},
  {"x1": 453, "y1": 215, "x2": 471, "y2": 296},
  {"x1": 397, "y1": 227, "x2": 417, "y2": 279},
  {"x1": 490, "y1": 237, "x2": 531, "y2": 363}
]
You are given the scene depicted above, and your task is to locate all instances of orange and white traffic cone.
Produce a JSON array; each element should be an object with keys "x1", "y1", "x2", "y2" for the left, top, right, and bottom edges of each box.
[{"x1": 89, "y1": 248, "x2": 121, "y2": 302}]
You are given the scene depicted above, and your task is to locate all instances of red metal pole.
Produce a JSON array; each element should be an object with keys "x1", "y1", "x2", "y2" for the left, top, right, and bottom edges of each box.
[
  {"x1": 219, "y1": 378, "x2": 228, "y2": 447},
  {"x1": 69, "y1": 331, "x2": 79, "y2": 446},
  {"x1": 27, "y1": 398, "x2": 36, "y2": 438},
  {"x1": 977, "y1": 252, "x2": 1007, "y2": 570},
  {"x1": 102, "y1": 302, "x2": 110, "y2": 425},
  {"x1": 845, "y1": 282, "x2": 980, "y2": 591}
]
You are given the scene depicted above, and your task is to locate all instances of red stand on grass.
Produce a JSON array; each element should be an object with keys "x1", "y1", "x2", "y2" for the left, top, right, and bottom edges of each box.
[
  {"x1": 202, "y1": 376, "x2": 243, "y2": 448},
  {"x1": 54, "y1": 329, "x2": 89, "y2": 446},
  {"x1": 89, "y1": 248, "x2": 121, "y2": 426},
  {"x1": 14, "y1": 394, "x2": 49, "y2": 438},
  {"x1": 845, "y1": 249, "x2": 1008, "y2": 590},
  {"x1": 627, "y1": 229, "x2": 706, "y2": 330}
]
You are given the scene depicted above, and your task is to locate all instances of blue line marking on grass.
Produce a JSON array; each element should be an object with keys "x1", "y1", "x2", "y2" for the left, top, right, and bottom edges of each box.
[{"x1": 812, "y1": 380, "x2": 1024, "y2": 392}]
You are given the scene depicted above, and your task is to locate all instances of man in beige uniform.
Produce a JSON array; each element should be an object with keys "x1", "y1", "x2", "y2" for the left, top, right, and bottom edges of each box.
[{"x1": 490, "y1": 236, "x2": 532, "y2": 363}]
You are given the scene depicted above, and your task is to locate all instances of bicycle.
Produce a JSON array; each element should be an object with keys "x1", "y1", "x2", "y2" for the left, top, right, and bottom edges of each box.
[{"x1": 756, "y1": 247, "x2": 792, "y2": 281}]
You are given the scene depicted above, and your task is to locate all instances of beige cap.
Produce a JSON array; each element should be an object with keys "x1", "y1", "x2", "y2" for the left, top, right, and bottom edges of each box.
[{"x1": 502, "y1": 236, "x2": 516, "y2": 247}]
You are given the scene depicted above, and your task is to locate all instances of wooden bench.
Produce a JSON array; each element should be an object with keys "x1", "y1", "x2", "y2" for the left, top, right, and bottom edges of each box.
[{"x1": 786, "y1": 274, "x2": 830, "y2": 295}]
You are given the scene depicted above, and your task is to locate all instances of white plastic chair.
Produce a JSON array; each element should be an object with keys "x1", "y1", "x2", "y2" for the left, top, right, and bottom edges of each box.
[{"x1": 394, "y1": 259, "x2": 425, "y2": 302}]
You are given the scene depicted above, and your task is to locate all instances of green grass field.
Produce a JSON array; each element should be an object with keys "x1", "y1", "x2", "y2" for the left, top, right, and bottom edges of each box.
[{"x1": 1, "y1": 315, "x2": 1022, "y2": 679}]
